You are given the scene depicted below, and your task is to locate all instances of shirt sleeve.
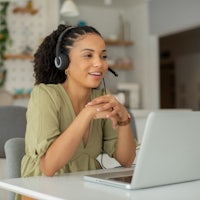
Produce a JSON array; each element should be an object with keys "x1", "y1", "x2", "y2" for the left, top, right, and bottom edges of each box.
[{"x1": 25, "y1": 84, "x2": 61, "y2": 159}]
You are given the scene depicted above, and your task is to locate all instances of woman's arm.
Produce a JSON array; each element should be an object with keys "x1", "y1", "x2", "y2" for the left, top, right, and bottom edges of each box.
[
  {"x1": 86, "y1": 94, "x2": 136, "y2": 167},
  {"x1": 40, "y1": 105, "x2": 100, "y2": 176},
  {"x1": 113, "y1": 121, "x2": 136, "y2": 167}
]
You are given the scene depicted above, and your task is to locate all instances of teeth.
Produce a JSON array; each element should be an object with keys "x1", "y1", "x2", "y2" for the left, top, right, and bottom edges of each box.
[{"x1": 89, "y1": 72, "x2": 102, "y2": 75}]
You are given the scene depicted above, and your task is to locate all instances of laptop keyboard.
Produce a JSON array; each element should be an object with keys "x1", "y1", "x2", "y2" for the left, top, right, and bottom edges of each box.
[
  {"x1": 91, "y1": 168, "x2": 134, "y2": 184},
  {"x1": 109, "y1": 176, "x2": 133, "y2": 183}
]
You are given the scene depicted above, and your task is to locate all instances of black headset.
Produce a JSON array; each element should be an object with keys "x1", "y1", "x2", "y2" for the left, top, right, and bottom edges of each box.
[
  {"x1": 54, "y1": 26, "x2": 118, "y2": 77},
  {"x1": 54, "y1": 26, "x2": 74, "y2": 71}
]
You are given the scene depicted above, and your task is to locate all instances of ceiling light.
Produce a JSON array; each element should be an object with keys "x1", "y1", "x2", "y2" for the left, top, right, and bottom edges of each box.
[
  {"x1": 60, "y1": 0, "x2": 79, "y2": 17},
  {"x1": 104, "y1": 0, "x2": 112, "y2": 5}
]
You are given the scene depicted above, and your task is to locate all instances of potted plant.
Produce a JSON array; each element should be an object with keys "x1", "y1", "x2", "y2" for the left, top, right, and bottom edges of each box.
[{"x1": 0, "y1": 2, "x2": 10, "y2": 87}]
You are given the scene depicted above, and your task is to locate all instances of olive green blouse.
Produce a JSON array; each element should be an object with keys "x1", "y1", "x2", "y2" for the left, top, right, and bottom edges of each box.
[{"x1": 21, "y1": 84, "x2": 118, "y2": 177}]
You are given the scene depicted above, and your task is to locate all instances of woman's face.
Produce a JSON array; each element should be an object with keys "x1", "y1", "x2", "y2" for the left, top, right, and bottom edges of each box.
[{"x1": 67, "y1": 33, "x2": 108, "y2": 89}]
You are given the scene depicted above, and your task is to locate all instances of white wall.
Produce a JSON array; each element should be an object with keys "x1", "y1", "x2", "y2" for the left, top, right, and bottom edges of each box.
[
  {"x1": 45, "y1": 0, "x2": 60, "y2": 34},
  {"x1": 127, "y1": 3, "x2": 159, "y2": 109},
  {"x1": 149, "y1": 0, "x2": 200, "y2": 36}
]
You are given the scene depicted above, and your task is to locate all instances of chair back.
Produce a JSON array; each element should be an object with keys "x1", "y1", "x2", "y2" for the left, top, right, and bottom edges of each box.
[
  {"x1": 129, "y1": 110, "x2": 138, "y2": 141},
  {"x1": 0, "y1": 106, "x2": 26, "y2": 200},
  {"x1": 4, "y1": 138, "x2": 25, "y2": 178},
  {"x1": 0, "y1": 106, "x2": 26, "y2": 158},
  {"x1": 4, "y1": 138, "x2": 25, "y2": 200}
]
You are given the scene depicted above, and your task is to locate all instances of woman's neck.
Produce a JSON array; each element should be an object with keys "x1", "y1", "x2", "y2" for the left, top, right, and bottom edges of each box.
[{"x1": 62, "y1": 81, "x2": 91, "y2": 115}]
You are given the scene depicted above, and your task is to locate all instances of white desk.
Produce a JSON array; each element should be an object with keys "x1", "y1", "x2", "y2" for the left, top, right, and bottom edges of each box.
[{"x1": 0, "y1": 168, "x2": 200, "y2": 200}]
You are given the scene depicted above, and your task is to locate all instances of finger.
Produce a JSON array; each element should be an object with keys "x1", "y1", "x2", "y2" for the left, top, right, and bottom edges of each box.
[
  {"x1": 94, "y1": 110, "x2": 110, "y2": 119},
  {"x1": 97, "y1": 97, "x2": 118, "y2": 112},
  {"x1": 96, "y1": 102, "x2": 114, "y2": 112},
  {"x1": 87, "y1": 94, "x2": 112, "y2": 106},
  {"x1": 107, "y1": 103, "x2": 125, "y2": 118}
]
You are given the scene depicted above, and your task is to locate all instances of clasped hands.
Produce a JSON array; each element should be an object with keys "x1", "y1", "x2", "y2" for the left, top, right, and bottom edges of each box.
[{"x1": 85, "y1": 94, "x2": 130, "y2": 129}]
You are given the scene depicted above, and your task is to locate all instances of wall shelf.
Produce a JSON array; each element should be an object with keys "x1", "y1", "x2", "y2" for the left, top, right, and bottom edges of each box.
[
  {"x1": 13, "y1": 93, "x2": 30, "y2": 99},
  {"x1": 105, "y1": 39, "x2": 134, "y2": 70},
  {"x1": 105, "y1": 39, "x2": 134, "y2": 46},
  {"x1": 110, "y1": 63, "x2": 133, "y2": 70},
  {"x1": 3, "y1": 54, "x2": 33, "y2": 60},
  {"x1": 13, "y1": 7, "x2": 38, "y2": 15}
]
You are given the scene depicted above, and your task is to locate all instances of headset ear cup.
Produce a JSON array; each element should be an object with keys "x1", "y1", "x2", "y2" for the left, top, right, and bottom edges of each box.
[{"x1": 54, "y1": 54, "x2": 69, "y2": 71}]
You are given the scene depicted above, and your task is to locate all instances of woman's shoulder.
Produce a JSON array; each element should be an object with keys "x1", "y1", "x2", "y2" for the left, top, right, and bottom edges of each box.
[
  {"x1": 27, "y1": 84, "x2": 66, "y2": 113},
  {"x1": 31, "y1": 83, "x2": 64, "y2": 102},
  {"x1": 32, "y1": 83, "x2": 62, "y2": 94}
]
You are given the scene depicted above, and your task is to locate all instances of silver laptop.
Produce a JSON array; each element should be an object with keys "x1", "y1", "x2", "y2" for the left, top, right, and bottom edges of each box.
[{"x1": 84, "y1": 111, "x2": 200, "y2": 189}]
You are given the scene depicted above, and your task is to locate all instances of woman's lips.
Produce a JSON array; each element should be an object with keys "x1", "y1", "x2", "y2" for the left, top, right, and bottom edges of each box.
[{"x1": 88, "y1": 72, "x2": 102, "y2": 76}]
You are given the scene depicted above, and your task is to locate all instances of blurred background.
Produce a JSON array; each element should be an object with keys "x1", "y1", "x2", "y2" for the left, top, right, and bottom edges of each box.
[
  {"x1": 1, "y1": 1, "x2": 200, "y2": 198},
  {"x1": 1, "y1": 0, "x2": 200, "y2": 111}
]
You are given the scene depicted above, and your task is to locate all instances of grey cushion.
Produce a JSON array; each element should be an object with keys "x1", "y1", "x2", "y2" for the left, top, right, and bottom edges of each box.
[
  {"x1": 0, "y1": 106, "x2": 26, "y2": 158},
  {"x1": 4, "y1": 137, "x2": 25, "y2": 200},
  {"x1": 4, "y1": 137, "x2": 25, "y2": 178}
]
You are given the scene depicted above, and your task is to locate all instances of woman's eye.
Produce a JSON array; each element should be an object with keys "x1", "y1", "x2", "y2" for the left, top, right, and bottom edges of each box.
[
  {"x1": 102, "y1": 55, "x2": 107, "y2": 60},
  {"x1": 84, "y1": 54, "x2": 92, "y2": 58}
]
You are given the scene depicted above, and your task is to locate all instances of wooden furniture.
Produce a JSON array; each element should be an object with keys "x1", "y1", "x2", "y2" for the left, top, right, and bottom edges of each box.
[
  {"x1": 13, "y1": 1, "x2": 38, "y2": 15},
  {"x1": 104, "y1": 39, "x2": 134, "y2": 46},
  {"x1": 3, "y1": 54, "x2": 33, "y2": 60},
  {"x1": 13, "y1": 7, "x2": 38, "y2": 15}
]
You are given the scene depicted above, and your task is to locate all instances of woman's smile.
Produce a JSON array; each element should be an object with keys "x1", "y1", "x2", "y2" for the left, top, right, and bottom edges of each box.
[{"x1": 88, "y1": 71, "x2": 103, "y2": 77}]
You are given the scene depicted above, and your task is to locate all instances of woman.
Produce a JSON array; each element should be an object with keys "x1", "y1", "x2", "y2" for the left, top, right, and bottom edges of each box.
[{"x1": 20, "y1": 24, "x2": 136, "y2": 200}]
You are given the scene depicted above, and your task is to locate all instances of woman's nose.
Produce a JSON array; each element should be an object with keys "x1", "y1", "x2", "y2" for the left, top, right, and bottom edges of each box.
[{"x1": 93, "y1": 56, "x2": 103, "y2": 67}]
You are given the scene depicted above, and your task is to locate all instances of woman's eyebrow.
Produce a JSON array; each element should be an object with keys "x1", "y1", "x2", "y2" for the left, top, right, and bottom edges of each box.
[
  {"x1": 80, "y1": 48, "x2": 94, "y2": 52},
  {"x1": 80, "y1": 48, "x2": 107, "y2": 52}
]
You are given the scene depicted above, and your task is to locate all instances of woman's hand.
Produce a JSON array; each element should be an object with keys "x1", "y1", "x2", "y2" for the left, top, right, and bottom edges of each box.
[
  {"x1": 86, "y1": 95, "x2": 136, "y2": 167},
  {"x1": 85, "y1": 94, "x2": 130, "y2": 129}
]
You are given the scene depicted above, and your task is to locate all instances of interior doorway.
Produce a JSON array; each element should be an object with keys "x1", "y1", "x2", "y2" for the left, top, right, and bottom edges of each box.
[{"x1": 159, "y1": 26, "x2": 200, "y2": 110}]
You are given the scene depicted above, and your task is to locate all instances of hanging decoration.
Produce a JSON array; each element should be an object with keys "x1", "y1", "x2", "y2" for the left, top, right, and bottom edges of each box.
[{"x1": 0, "y1": 2, "x2": 11, "y2": 87}]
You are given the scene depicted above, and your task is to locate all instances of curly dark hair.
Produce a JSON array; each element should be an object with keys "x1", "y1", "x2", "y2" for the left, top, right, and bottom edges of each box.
[{"x1": 33, "y1": 24, "x2": 102, "y2": 85}]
